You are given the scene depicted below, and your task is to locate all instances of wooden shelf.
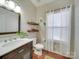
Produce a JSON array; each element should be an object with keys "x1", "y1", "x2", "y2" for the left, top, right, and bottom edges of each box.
[
  {"x1": 27, "y1": 29, "x2": 39, "y2": 32},
  {"x1": 27, "y1": 22, "x2": 39, "y2": 25}
]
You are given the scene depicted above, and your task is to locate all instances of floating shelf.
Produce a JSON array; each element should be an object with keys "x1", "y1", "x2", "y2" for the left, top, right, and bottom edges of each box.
[
  {"x1": 27, "y1": 22, "x2": 39, "y2": 25},
  {"x1": 27, "y1": 29, "x2": 39, "y2": 32}
]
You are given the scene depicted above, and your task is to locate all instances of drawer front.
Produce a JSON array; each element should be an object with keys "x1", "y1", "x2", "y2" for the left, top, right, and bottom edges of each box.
[{"x1": 16, "y1": 42, "x2": 32, "y2": 54}]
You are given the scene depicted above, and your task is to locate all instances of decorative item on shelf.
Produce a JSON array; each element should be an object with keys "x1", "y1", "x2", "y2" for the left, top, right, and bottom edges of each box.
[
  {"x1": 44, "y1": 22, "x2": 46, "y2": 26},
  {"x1": 27, "y1": 22, "x2": 39, "y2": 25},
  {"x1": 27, "y1": 29, "x2": 39, "y2": 32},
  {"x1": 16, "y1": 31, "x2": 28, "y2": 38}
]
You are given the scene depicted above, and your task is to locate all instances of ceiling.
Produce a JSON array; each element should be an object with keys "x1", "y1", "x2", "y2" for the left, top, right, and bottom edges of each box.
[{"x1": 30, "y1": 0, "x2": 55, "y2": 7}]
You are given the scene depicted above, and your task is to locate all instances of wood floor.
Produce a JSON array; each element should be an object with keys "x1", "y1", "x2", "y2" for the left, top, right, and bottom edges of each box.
[{"x1": 32, "y1": 49, "x2": 72, "y2": 59}]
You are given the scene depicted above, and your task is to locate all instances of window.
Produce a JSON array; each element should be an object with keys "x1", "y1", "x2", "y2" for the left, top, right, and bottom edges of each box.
[{"x1": 46, "y1": 7, "x2": 71, "y2": 41}]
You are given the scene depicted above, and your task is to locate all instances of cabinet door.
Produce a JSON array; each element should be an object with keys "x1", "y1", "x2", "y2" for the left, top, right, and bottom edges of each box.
[
  {"x1": 18, "y1": 49, "x2": 31, "y2": 59},
  {"x1": 4, "y1": 54, "x2": 21, "y2": 59},
  {"x1": 17, "y1": 43, "x2": 32, "y2": 59},
  {"x1": 2, "y1": 51, "x2": 21, "y2": 59}
]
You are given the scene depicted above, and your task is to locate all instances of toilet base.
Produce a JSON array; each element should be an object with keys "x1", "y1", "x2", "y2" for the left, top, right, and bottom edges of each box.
[
  {"x1": 33, "y1": 43, "x2": 44, "y2": 56},
  {"x1": 34, "y1": 49, "x2": 42, "y2": 56}
]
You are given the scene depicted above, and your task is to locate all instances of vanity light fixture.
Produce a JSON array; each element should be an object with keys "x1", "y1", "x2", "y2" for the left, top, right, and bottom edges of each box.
[
  {"x1": 7, "y1": 0, "x2": 15, "y2": 10},
  {"x1": 0, "y1": 0, "x2": 21, "y2": 13},
  {"x1": 14, "y1": 5, "x2": 21, "y2": 13},
  {"x1": 0, "y1": 0, "x2": 5, "y2": 6}
]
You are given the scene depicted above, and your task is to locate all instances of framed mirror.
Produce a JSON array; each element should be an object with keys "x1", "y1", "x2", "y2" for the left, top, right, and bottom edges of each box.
[{"x1": 0, "y1": 6, "x2": 21, "y2": 35}]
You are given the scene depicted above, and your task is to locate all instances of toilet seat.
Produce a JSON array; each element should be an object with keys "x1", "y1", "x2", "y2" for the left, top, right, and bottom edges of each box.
[{"x1": 34, "y1": 43, "x2": 44, "y2": 50}]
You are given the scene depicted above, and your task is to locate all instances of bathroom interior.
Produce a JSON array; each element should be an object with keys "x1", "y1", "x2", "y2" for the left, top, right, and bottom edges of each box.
[{"x1": 0, "y1": 0, "x2": 79, "y2": 59}]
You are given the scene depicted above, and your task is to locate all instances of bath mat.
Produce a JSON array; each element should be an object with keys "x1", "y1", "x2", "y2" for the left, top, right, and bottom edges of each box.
[{"x1": 45, "y1": 55, "x2": 55, "y2": 59}]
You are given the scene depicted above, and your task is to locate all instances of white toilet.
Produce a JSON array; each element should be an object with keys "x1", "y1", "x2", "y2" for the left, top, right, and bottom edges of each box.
[{"x1": 33, "y1": 38, "x2": 44, "y2": 56}]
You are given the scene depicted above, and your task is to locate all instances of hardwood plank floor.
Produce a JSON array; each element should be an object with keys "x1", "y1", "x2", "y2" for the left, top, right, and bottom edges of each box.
[{"x1": 32, "y1": 49, "x2": 72, "y2": 59}]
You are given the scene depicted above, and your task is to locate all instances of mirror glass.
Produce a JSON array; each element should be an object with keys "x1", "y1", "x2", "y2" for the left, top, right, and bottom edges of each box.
[{"x1": 0, "y1": 7, "x2": 20, "y2": 34}]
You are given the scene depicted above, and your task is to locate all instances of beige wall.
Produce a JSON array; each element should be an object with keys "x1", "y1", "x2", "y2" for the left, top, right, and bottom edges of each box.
[{"x1": 13, "y1": 0, "x2": 36, "y2": 32}]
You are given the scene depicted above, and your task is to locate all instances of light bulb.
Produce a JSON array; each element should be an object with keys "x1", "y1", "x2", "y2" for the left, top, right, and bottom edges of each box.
[
  {"x1": 14, "y1": 6, "x2": 21, "y2": 13},
  {"x1": 0, "y1": 0, "x2": 5, "y2": 6},
  {"x1": 8, "y1": 1, "x2": 15, "y2": 9}
]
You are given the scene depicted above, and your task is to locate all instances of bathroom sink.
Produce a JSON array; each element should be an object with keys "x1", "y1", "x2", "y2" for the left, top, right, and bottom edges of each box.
[
  {"x1": 1, "y1": 39, "x2": 32, "y2": 47},
  {"x1": 0, "y1": 38, "x2": 33, "y2": 48},
  {"x1": 2, "y1": 41, "x2": 18, "y2": 47},
  {"x1": 1, "y1": 40, "x2": 23, "y2": 47},
  {"x1": 0, "y1": 38, "x2": 33, "y2": 57},
  {"x1": 0, "y1": 42, "x2": 6, "y2": 47}
]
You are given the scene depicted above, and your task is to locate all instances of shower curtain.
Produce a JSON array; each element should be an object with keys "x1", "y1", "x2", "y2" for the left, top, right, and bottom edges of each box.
[{"x1": 45, "y1": 6, "x2": 72, "y2": 56}]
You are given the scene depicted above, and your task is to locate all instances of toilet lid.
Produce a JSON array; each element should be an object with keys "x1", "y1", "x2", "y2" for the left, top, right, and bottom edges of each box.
[{"x1": 34, "y1": 43, "x2": 44, "y2": 49}]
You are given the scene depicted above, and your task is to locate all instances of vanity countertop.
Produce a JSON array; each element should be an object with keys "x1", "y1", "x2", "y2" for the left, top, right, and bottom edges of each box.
[{"x1": 0, "y1": 38, "x2": 33, "y2": 57}]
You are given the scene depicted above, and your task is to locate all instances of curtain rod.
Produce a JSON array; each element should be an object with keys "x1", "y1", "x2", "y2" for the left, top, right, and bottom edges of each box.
[{"x1": 46, "y1": 5, "x2": 72, "y2": 13}]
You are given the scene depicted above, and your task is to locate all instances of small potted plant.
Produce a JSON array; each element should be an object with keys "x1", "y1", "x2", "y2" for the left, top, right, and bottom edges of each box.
[{"x1": 16, "y1": 31, "x2": 28, "y2": 38}]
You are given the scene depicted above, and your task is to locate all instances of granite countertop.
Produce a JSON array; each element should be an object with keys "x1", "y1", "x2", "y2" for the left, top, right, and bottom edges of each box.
[{"x1": 0, "y1": 38, "x2": 33, "y2": 57}]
